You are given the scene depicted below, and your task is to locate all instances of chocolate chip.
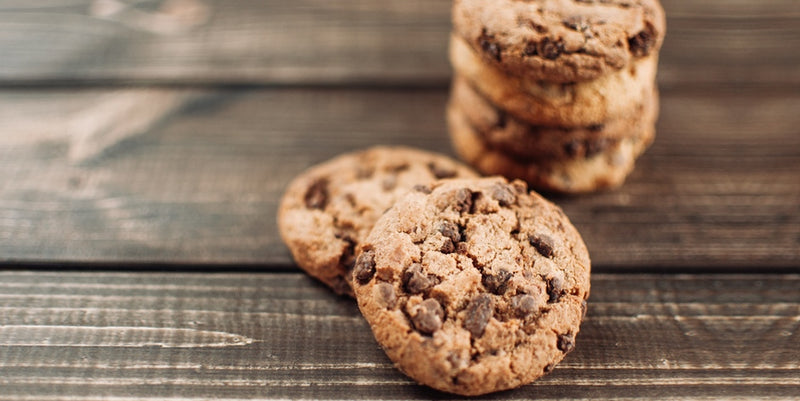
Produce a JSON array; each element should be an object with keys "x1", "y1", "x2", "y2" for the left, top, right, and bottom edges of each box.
[
  {"x1": 463, "y1": 294, "x2": 493, "y2": 337},
  {"x1": 344, "y1": 193, "x2": 357, "y2": 207},
  {"x1": 523, "y1": 19, "x2": 548, "y2": 34},
  {"x1": 563, "y1": 16, "x2": 589, "y2": 31},
  {"x1": 482, "y1": 269, "x2": 512, "y2": 295},
  {"x1": 511, "y1": 294, "x2": 539, "y2": 317},
  {"x1": 585, "y1": 138, "x2": 612, "y2": 158},
  {"x1": 412, "y1": 298, "x2": 444, "y2": 334},
  {"x1": 557, "y1": 333, "x2": 575, "y2": 353},
  {"x1": 495, "y1": 109, "x2": 507, "y2": 129},
  {"x1": 628, "y1": 24, "x2": 656, "y2": 57},
  {"x1": 523, "y1": 41, "x2": 538, "y2": 56},
  {"x1": 403, "y1": 263, "x2": 433, "y2": 294},
  {"x1": 355, "y1": 167, "x2": 374, "y2": 179},
  {"x1": 468, "y1": 191, "x2": 484, "y2": 214},
  {"x1": 336, "y1": 234, "x2": 357, "y2": 271},
  {"x1": 381, "y1": 175, "x2": 397, "y2": 191},
  {"x1": 375, "y1": 283, "x2": 397, "y2": 309},
  {"x1": 438, "y1": 221, "x2": 461, "y2": 243},
  {"x1": 440, "y1": 239, "x2": 455, "y2": 254},
  {"x1": 491, "y1": 183, "x2": 517, "y2": 206},
  {"x1": 588, "y1": 123, "x2": 605, "y2": 132},
  {"x1": 353, "y1": 251, "x2": 376, "y2": 284},
  {"x1": 529, "y1": 235, "x2": 555, "y2": 258},
  {"x1": 564, "y1": 140, "x2": 581, "y2": 158},
  {"x1": 387, "y1": 162, "x2": 410, "y2": 172},
  {"x1": 478, "y1": 30, "x2": 502, "y2": 61},
  {"x1": 546, "y1": 276, "x2": 564, "y2": 304},
  {"x1": 304, "y1": 179, "x2": 329, "y2": 209},
  {"x1": 428, "y1": 162, "x2": 457, "y2": 179},
  {"x1": 454, "y1": 188, "x2": 473, "y2": 213},
  {"x1": 413, "y1": 184, "x2": 432, "y2": 194},
  {"x1": 538, "y1": 37, "x2": 564, "y2": 60}
]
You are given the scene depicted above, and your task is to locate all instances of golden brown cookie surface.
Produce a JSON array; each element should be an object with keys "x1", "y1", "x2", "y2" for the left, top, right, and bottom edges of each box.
[
  {"x1": 448, "y1": 103, "x2": 655, "y2": 193},
  {"x1": 452, "y1": 0, "x2": 666, "y2": 83},
  {"x1": 353, "y1": 177, "x2": 591, "y2": 395},
  {"x1": 450, "y1": 74, "x2": 658, "y2": 162},
  {"x1": 450, "y1": 35, "x2": 658, "y2": 126},
  {"x1": 278, "y1": 146, "x2": 478, "y2": 296}
]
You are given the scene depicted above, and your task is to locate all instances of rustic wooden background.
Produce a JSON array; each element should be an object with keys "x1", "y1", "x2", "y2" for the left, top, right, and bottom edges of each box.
[{"x1": 0, "y1": 0, "x2": 799, "y2": 399}]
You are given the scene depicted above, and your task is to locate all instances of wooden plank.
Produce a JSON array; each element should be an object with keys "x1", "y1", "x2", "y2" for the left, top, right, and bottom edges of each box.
[
  {"x1": 0, "y1": 0, "x2": 797, "y2": 87},
  {"x1": 0, "y1": 87, "x2": 798, "y2": 269},
  {"x1": 0, "y1": 272, "x2": 797, "y2": 400}
]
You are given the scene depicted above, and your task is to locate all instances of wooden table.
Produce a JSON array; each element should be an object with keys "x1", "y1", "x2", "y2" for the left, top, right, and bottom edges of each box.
[{"x1": 1, "y1": 1, "x2": 798, "y2": 399}]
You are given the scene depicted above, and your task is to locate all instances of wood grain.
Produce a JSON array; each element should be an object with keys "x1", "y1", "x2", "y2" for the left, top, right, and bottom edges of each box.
[
  {"x1": 0, "y1": 2, "x2": 796, "y2": 400},
  {"x1": 0, "y1": 0, "x2": 797, "y2": 87},
  {"x1": 0, "y1": 87, "x2": 798, "y2": 269},
  {"x1": 0, "y1": 272, "x2": 797, "y2": 400}
]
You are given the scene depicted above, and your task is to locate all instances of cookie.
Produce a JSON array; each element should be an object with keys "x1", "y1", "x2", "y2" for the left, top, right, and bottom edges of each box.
[
  {"x1": 448, "y1": 103, "x2": 655, "y2": 193},
  {"x1": 450, "y1": 74, "x2": 659, "y2": 161},
  {"x1": 278, "y1": 146, "x2": 478, "y2": 297},
  {"x1": 452, "y1": 0, "x2": 666, "y2": 83},
  {"x1": 450, "y1": 34, "x2": 657, "y2": 126},
  {"x1": 353, "y1": 177, "x2": 591, "y2": 395}
]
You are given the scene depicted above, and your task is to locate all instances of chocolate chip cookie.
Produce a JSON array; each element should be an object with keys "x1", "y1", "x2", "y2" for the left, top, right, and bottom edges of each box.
[
  {"x1": 450, "y1": 74, "x2": 658, "y2": 161},
  {"x1": 278, "y1": 146, "x2": 478, "y2": 297},
  {"x1": 452, "y1": 0, "x2": 666, "y2": 83},
  {"x1": 448, "y1": 102, "x2": 655, "y2": 193},
  {"x1": 353, "y1": 177, "x2": 590, "y2": 395},
  {"x1": 450, "y1": 34, "x2": 658, "y2": 126}
]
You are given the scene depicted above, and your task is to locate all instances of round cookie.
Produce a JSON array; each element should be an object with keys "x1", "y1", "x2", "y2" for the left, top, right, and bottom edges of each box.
[
  {"x1": 450, "y1": 34, "x2": 657, "y2": 126},
  {"x1": 278, "y1": 146, "x2": 478, "y2": 297},
  {"x1": 447, "y1": 103, "x2": 655, "y2": 193},
  {"x1": 452, "y1": 0, "x2": 666, "y2": 83},
  {"x1": 450, "y1": 74, "x2": 659, "y2": 161},
  {"x1": 353, "y1": 177, "x2": 591, "y2": 395}
]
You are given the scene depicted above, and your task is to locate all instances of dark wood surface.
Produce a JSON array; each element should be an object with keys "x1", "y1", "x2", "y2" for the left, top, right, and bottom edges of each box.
[
  {"x1": 0, "y1": 0, "x2": 799, "y2": 399},
  {"x1": 1, "y1": 272, "x2": 798, "y2": 400},
  {"x1": 0, "y1": 0, "x2": 798, "y2": 88},
  {"x1": 1, "y1": 87, "x2": 798, "y2": 269}
]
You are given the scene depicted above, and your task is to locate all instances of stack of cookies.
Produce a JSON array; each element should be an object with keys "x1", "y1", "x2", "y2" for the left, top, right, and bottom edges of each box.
[
  {"x1": 279, "y1": 146, "x2": 591, "y2": 395},
  {"x1": 447, "y1": 0, "x2": 666, "y2": 193}
]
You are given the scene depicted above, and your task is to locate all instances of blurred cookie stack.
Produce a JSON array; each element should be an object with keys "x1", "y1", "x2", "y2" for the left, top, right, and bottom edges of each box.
[{"x1": 447, "y1": 0, "x2": 666, "y2": 193}]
